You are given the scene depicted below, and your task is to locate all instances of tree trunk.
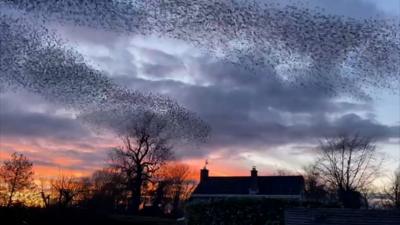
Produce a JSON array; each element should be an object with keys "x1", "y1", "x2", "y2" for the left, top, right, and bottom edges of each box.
[
  {"x1": 172, "y1": 188, "x2": 181, "y2": 214},
  {"x1": 130, "y1": 167, "x2": 143, "y2": 214},
  {"x1": 130, "y1": 179, "x2": 142, "y2": 214},
  {"x1": 396, "y1": 186, "x2": 400, "y2": 208},
  {"x1": 6, "y1": 190, "x2": 14, "y2": 207},
  {"x1": 40, "y1": 192, "x2": 49, "y2": 208},
  {"x1": 7, "y1": 175, "x2": 18, "y2": 207}
]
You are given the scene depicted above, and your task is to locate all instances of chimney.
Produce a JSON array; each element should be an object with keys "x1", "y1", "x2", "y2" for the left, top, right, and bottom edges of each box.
[
  {"x1": 249, "y1": 166, "x2": 259, "y2": 194},
  {"x1": 200, "y1": 168, "x2": 209, "y2": 182},
  {"x1": 251, "y1": 166, "x2": 258, "y2": 177}
]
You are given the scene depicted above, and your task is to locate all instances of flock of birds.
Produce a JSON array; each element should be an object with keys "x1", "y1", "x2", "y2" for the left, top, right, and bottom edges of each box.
[
  {"x1": 0, "y1": 8, "x2": 209, "y2": 141},
  {"x1": 0, "y1": 0, "x2": 399, "y2": 139}
]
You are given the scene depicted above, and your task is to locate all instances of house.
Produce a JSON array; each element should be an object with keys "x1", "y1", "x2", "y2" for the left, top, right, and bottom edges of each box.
[
  {"x1": 285, "y1": 208, "x2": 400, "y2": 225},
  {"x1": 191, "y1": 166, "x2": 304, "y2": 200}
]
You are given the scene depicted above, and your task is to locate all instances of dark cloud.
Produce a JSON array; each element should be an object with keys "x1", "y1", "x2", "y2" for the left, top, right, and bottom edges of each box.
[
  {"x1": 0, "y1": 12, "x2": 209, "y2": 144},
  {"x1": 4, "y1": 0, "x2": 400, "y2": 98},
  {"x1": 0, "y1": 93, "x2": 89, "y2": 140},
  {"x1": 2, "y1": 23, "x2": 391, "y2": 160},
  {"x1": 105, "y1": 52, "x2": 398, "y2": 158},
  {"x1": 0, "y1": 111, "x2": 86, "y2": 140},
  {"x1": 1, "y1": 0, "x2": 399, "y2": 166}
]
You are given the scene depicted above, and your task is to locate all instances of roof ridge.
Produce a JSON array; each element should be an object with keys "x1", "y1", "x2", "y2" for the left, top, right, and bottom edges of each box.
[{"x1": 208, "y1": 175, "x2": 303, "y2": 178}]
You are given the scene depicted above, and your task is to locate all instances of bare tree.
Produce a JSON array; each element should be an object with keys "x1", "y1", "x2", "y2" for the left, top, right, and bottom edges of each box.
[
  {"x1": 0, "y1": 152, "x2": 34, "y2": 207},
  {"x1": 51, "y1": 175, "x2": 87, "y2": 207},
  {"x1": 155, "y1": 163, "x2": 196, "y2": 215},
  {"x1": 38, "y1": 177, "x2": 51, "y2": 208},
  {"x1": 315, "y1": 133, "x2": 382, "y2": 207},
  {"x1": 89, "y1": 168, "x2": 127, "y2": 210},
  {"x1": 109, "y1": 111, "x2": 175, "y2": 213},
  {"x1": 302, "y1": 164, "x2": 328, "y2": 202},
  {"x1": 0, "y1": 182, "x2": 7, "y2": 206},
  {"x1": 384, "y1": 169, "x2": 400, "y2": 208},
  {"x1": 273, "y1": 169, "x2": 294, "y2": 176}
]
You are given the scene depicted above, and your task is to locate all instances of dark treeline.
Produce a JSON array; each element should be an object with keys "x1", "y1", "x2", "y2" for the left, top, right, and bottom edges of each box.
[
  {"x1": 0, "y1": 133, "x2": 399, "y2": 225},
  {"x1": 0, "y1": 111, "x2": 202, "y2": 219},
  {"x1": 0, "y1": 152, "x2": 195, "y2": 225},
  {"x1": 0, "y1": 155, "x2": 195, "y2": 218}
]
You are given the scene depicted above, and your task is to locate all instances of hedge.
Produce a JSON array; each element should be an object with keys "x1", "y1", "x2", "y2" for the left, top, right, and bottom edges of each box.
[{"x1": 185, "y1": 198, "x2": 300, "y2": 225}]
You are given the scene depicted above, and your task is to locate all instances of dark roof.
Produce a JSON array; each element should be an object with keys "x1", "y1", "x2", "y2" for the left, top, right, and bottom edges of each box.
[
  {"x1": 192, "y1": 175, "x2": 304, "y2": 196},
  {"x1": 285, "y1": 208, "x2": 400, "y2": 225}
]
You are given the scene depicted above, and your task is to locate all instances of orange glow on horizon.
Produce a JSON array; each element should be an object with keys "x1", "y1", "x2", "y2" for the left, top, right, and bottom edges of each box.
[
  {"x1": 33, "y1": 165, "x2": 92, "y2": 178},
  {"x1": 0, "y1": 137, "x2": 264, "y2": 180}
]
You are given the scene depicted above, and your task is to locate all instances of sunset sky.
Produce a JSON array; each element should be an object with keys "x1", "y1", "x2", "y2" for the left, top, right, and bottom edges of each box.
[{"x1": 0, "y1": 0, "x2": 399, "y2": 187}]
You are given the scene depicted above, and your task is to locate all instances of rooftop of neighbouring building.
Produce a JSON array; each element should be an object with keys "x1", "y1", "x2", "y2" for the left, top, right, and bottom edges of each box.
[{"x1": 192, "y1": 167, "x2": 304, "y2": 197}]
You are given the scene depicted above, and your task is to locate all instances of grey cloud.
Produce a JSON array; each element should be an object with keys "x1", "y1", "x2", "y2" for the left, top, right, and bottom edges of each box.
[
  {"x1": 55, "y1": 149, "x2": 110, "y2": 163},
  {"x1": 2, "y1": 0, "x2": 398, "y2": 163},
  {"x1": 1, "y1": 13, "x2": 209, "y2": 144},
  {"x1": 333, "y1": 113, "x2": 400, "y2": 139},
  {"x1": 94, "y1": 49, "x2": 137, "y2": 77},
  {"x1": 31, "y1": 160, "x2": 58, "y2": 167},
  {"x1": 106, "y1": 54, "x2": 398, "y2": 158},
  {"x1": 0, "y1": 93, "x2": 90, "y2": 140},
  {"x1": 141, "y1": 63, "x2": 182, "y2": 78},
  {"x1": 183, "y1": 113, "x2": 400, "y2": 158},
  {"x1": 138, "y1": 48, "x2": 183, "y2": 66},
  {"x1": 0, "y1": 110, "x2": 88, "y2": 140},
  {"x1": 6, "y1": 0, "x2": 399, "y2": 99},
  {"x1": 113, "y1": 58, "x2": 371, "y2": 115},
  {"x1": 54, "y1": 24, "x2": 123, "y2": 47}
]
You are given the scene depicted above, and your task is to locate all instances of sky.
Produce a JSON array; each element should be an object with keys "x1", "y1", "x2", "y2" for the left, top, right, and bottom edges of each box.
[{"x1": 0, "y1": 0, "x2": 399, "y2": 187}]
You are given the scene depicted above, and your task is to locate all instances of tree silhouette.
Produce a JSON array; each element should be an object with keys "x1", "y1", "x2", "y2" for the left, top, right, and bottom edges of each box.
[
  {"x1": 109, "y1": 111, "x2": 176, "y2": 213},
  {"x1": 38, "y1": 177, "x2": 51, "y2": 208},
  {"x1": 315, "y1": 133, "x2": 382, "y2": 208},
  {"x1": 302, "y1": 165, "x2": 328, "y2": 202},
  {"x1": 88, "y1": 168, "x2": 127, "y2": 211},
  {"x1": 154, "y1": 163, "x2": 196, "y2": 216},
  {"x1": 51, "y1": 175, "x2": 88, "y2": 208},
  {"x1": 0, "y1": 152, "x2": 34, "y2": 207},
  {"x1": 384, "y1": 169, "x2": 400, "y2": 208}
]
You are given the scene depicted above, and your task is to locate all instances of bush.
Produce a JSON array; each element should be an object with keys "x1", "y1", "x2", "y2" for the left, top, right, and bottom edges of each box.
[{"x1": 185, "y1": 198, "x2": 300, "y2": 225}]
